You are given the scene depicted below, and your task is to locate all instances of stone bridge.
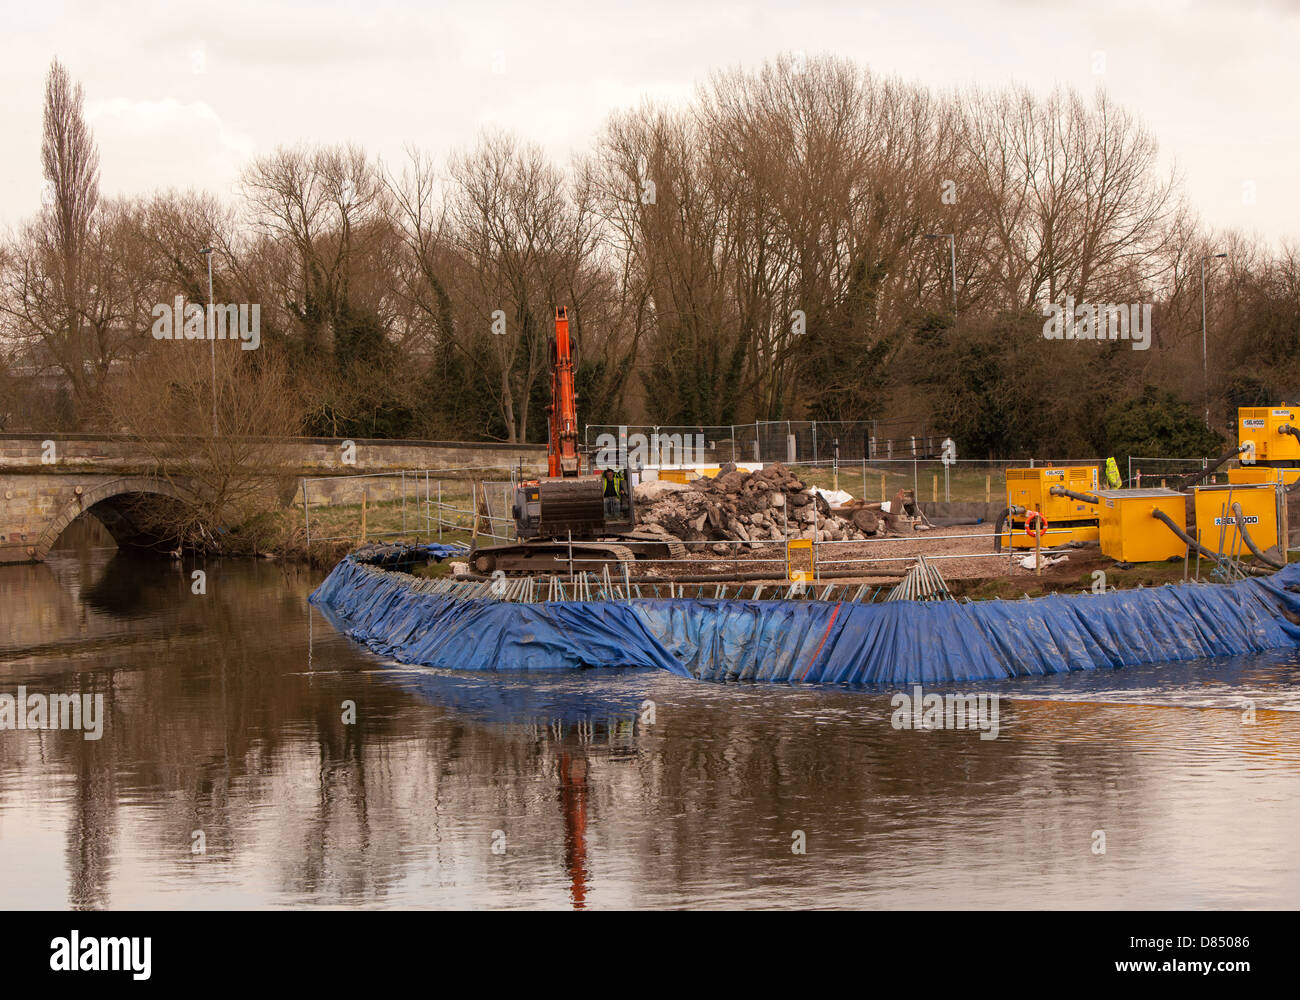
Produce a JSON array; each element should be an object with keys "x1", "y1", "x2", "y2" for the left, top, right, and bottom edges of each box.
[{"x1": 0, "y1": 433, "x2": 545, "y2": 564}]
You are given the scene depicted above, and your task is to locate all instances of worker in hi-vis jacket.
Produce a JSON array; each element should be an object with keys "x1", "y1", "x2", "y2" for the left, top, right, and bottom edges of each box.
[{"x1": 602, "y1": 469, "x2": 620, "y2": 517}]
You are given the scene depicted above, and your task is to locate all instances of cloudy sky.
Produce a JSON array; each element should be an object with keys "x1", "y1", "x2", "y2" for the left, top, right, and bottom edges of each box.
[{"x1": 1, "y1": 0, "x2": 1296, "y2": 243}]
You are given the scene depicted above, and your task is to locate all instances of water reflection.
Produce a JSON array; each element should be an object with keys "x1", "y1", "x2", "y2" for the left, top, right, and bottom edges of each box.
[{"x1": 1, "y1": 531, "x2": 1300, "y2": 909}]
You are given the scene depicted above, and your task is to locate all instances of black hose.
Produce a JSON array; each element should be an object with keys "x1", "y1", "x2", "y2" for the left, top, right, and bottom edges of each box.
[
  {"x1": 1151, "y1": 509, "x2": 1225, "y2": 564},
  {"x1": 993, "y1": 507, "x2": 1010, "y2": 552},
  {"x1": 1174, "y1": 444, "x2": 1248, "y2": 491},
  {"x1": 1049, "y1": 485, "x2": 1100, "y2": 505},
  {"x1": 992, "y1": 505, "x2": 1029, "y2": 552},
  {"x1": 1231, "y1": 502, "x2": 1286, "y2": 568}
]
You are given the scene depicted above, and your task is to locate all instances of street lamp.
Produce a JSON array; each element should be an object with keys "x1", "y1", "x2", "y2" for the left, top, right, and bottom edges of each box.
[
  {"x1": 924, "y1": 233, "x2": 957, "y2": 314},
  {"x1": 1201, "y1": 252, "x2": 1227, "y2": 430},
  {"x1": 199, "y1": 247, "x2": 216, "y2": 437}
]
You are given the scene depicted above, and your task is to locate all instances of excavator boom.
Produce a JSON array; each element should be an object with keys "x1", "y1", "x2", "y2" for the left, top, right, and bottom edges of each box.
[{"x1": 548, "y1": 307, "x2": 580, "y2": 477}]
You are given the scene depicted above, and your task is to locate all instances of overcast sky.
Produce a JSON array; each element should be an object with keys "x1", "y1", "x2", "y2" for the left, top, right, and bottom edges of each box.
[{"x1": 1, "y1": 0, "x2": 1296, "y2": 244}]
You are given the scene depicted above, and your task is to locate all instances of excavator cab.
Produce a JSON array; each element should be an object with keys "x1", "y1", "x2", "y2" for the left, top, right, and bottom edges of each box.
[{"x1": 512, "y1": 465, "x2": 636, "y2": 541}]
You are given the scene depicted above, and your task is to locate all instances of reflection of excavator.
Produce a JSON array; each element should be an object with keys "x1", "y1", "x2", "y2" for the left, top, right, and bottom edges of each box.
[
  {"x1": 557, "y1": 752, "x2": 589, "y2": 909},
  {"x1": 468, "y1": 308, "x2": 685, "y2": 576}
]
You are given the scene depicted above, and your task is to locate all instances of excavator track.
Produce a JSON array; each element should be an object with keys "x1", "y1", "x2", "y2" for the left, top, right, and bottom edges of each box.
[
  {"x1": 471, "y1": 541, "x2": 639, "y2": 576},
  {"x1": 619, "y1": 531, "x2": 688, "y2": 561},
  {"x1": 469, "y1": 533, "x2": 689, "y2": 576}
]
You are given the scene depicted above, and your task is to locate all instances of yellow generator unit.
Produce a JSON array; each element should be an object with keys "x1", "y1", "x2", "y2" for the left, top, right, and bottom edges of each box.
[
  {"x1": 1226, "y1": 466, "x2": 1300, "y2": 487},
  {"x1": 1237, "y1": 404, "x2": 1300, "y2": 463},
  {"x1": 1192, "y1": 482, "x2": 1286, "y2": 560},
  {"x1": 1096, "y1": 488, "x2": 1188, "y2": 563},
  {"x1": 1002, "y1": 466, "x2": 1101, "y2": 549}
]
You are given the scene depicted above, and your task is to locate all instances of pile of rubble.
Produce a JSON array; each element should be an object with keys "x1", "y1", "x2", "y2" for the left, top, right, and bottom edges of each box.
[{"x1": 634, "y1": 462, "x2": 924, "y2": 553}]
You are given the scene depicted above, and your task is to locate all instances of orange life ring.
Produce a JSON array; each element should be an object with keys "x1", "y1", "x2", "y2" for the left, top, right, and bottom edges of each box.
[{"x1": 1025, "y1": 511, "x2": 1048, "y2": 538}]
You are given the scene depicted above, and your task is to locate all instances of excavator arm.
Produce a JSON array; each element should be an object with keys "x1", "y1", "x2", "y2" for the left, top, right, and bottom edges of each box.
[{"x1": 547, "y1": 306, "x2": 581, "y2": 477}]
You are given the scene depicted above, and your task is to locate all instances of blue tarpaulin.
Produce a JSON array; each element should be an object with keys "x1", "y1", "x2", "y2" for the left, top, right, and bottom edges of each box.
[{"x1": 310, "y1": 554, "x2": 1300, "y2": 685}]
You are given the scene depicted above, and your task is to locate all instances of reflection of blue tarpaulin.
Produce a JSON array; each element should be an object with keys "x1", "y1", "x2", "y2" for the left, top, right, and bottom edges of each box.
[
  {"x1": 315, "y1": 598, "x2": 653, "y2": 724},
  {"x1": 310, "y1": 556, "x2": 1300, "y2": 685}
]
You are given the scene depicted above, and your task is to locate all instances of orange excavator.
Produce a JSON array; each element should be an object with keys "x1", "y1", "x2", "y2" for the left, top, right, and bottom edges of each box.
[{"x1": 467, "y1": 307, "x2": 685, "y2": 576}]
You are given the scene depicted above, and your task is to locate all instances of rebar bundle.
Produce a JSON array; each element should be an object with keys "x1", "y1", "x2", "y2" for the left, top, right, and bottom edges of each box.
[{"x1": 885, "y1": 556, "x2": 953, "y2": 602}]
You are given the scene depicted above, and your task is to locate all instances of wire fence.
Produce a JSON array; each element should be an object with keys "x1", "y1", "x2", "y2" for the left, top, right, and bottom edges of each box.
[
  {"x1": 779, "y1": 457, "x2": 1108, "y2": 503},
  {"x1": 583, "y1": 420, "x2": 942, "y2": 465},
  {"x1": 1126, "y1": 456, "x2": 1223, "y2": 488},
  {"x1": 300, "y1": 466, "x2": 524, "y2": 547}
]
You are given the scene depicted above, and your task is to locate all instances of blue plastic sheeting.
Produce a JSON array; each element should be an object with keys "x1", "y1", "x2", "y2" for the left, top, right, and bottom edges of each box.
[
  {"x1": 311, "y1": 559, "x2": 689, "y2": 676},
  {"x1": 310, "y1": 555, "x2": 1300, "y2": 685}
]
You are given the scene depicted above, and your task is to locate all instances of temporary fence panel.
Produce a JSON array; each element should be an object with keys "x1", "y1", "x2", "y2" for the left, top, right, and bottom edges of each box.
[
  {"x1": 584, "y1": 420, "x2": 939, "y2": 467},
  {"x1": 300, "y1": 466, "x2": 523, "y2": 546}
]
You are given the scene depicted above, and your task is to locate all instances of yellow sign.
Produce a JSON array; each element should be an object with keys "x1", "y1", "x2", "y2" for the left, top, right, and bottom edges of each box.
[{"x1": 787, "y1": 537, "x2": 815, "y2": 582}]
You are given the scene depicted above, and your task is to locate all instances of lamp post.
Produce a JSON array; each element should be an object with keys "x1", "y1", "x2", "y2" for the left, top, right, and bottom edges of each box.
[
  {"x1": 199, "y1": 247, "x2": 216, "y2": 436},
  {"x1": 924, "y1": 233, "x2": 957, "y2": 314},
  {"x1": 1201, "y1": 252, "x2": 1227, "y2": 430}
]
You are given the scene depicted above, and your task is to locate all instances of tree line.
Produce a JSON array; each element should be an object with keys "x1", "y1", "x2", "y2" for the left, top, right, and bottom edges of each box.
[{"x1": 2, "y1": 54, "x2": 1297, "y2": 460}]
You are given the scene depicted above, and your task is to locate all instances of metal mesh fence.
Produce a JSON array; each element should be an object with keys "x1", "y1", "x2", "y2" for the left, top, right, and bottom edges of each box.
[
  {"x1": 785, "y1": 458, "x2": 1107, "y2": 503},
  {"x1": 583, "y1": 420, "x2": 942, "y2": 466},
  {"x1": 299, "y1": 467, "x2": 521, "y2": 546},
  {"x1": 1126, "y1": 456, "x2": 1219, "y2": 488}
]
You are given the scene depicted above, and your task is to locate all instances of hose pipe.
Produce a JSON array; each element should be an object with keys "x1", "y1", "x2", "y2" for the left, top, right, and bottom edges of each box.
[
  {"x1": 993, "y1": 508, "x2": 1009, "y2": 552},
  {"x1": 1048, "y1": 485, "x2": 1100, "y2": 505},
  {"x1": 1151, "y1": 508, "x2": 1227, "y2": 566},
  {"x1": 992, "y1": 505, "x2": 1027, "y2": 552},
  {"x1": 1174, "y1": 443, "x2": 1249, "y2": 491},
  {"x1": 1230, "y1": 502, "x2": 1286, "y2": 569}
]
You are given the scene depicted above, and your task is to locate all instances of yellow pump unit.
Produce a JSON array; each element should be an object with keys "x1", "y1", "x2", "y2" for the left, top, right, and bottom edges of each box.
[
  {"x1": 1192, "y1": 482, "x2": 1286, "y2": 560},
  {"x1": 1226, "y1": 465, "x2": 1300, "y2": 487},
  {"x1": 1237, "y1": 404, "x2": 1300, "y2": 463},
  {"x1": 1002, "y1": 466, "x2": 1101, "y2": 549},
  {"x1": 1096, "y1": 488, "x2": 1188, "y2": 563}
]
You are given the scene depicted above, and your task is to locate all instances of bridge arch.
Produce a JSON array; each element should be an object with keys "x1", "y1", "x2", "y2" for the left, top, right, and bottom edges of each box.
[{"x1": 34, "y1": 476, "x2": 212, "y2": 560}]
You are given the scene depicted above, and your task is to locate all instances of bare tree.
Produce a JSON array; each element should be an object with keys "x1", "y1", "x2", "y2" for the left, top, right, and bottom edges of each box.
[
  {"x1": 443, "y1": 132, "x2": 597, "y2": 442},
  {"x1": 102, "y1": 343, "x2": 305, "y2": 552},
  {"x1": 0, "y1": 59, "x2": 119, "y2": 423}
]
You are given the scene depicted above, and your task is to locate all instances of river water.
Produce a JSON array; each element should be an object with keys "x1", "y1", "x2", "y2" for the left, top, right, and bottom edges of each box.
[{"x1": 3, "y1": 527, "x2": 1300, "y2": 909}]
